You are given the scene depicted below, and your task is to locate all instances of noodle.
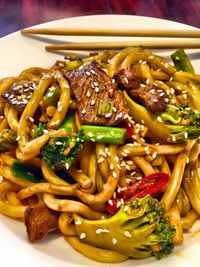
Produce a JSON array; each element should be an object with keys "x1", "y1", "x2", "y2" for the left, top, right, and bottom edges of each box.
[{"x1": 0, "y1": 47, "x2": 200, "y2": 263}]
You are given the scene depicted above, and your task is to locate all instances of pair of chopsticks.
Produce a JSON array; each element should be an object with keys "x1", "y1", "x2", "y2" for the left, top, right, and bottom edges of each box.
[{"x1": 21, "y1": 28, "x2": 200, "y2": 50}]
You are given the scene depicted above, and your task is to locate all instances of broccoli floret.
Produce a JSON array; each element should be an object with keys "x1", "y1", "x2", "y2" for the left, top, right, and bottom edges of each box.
[
  {"x1": 0, "y1": 129, "x2": 17, "y2": 153},
  {"x1": 41, "y1": 130, "x2": 84, "y2": 170},
  {"x1": 124, "y1": 91, "x2": 200, "y2": 143},
  {"x1": 74, "y1": 196, "x2": 175, "y2": 260},
  {"x1": 32, "y1": 122, "x2": 47, "y2": 138},
  {"x1": 160, "y1": 106, "x2": 200, "y2": 141}
]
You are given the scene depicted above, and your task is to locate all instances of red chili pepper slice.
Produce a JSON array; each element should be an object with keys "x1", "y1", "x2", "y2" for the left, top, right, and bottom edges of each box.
[
  {"x1": 106, "y1": 172, "x2": 169, "y2": 214},
  {"x1": 121, "y1": 123, "x2": 134, "y2": 139}
]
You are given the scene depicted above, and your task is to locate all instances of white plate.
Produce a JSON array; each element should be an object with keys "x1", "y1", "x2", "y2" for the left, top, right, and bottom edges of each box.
[{"x1": 0, "y1": 15, "x2": 200, "y2": 267}]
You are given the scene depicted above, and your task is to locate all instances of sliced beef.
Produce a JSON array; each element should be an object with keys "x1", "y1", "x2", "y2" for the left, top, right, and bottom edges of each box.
[
  {"x1": 1, "y1": 81, "x2": 37, "y2": 113},
  {"x1": 24, "y1": 203, "x2": 58, "y2": 243},
  {"x1": 114, "y1": 65, "x2": 168, "y2": 113},
  {"x1": 64, "y1": 61, "x2": 129, "y2": 125},
  {"x1": 130, "y1": 85, "x2": 168, "y2": 113},
  {"x1": 114, "y1": 64, "x2": 145, "y2": 90}
]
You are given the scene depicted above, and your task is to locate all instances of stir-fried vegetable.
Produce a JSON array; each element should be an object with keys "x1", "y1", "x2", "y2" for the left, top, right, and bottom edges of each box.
[
  {"x1": 11, "y1": 160, "x2": 43, "y2": 183},
  {"x1": 41, "y1": 130, "x2": 84, "y2": 170},
  {"x1": 80, "y1": 125, "x2": 126, "y2": 144},
  {"x1": 0, "y1": 129, "x2": 17, "y2": 153},
  {"x1": 74, "y1": 195, "x2": 175, "y2": 259},
  {"x1": 106, "y1": 172, "x2": 169, "y2": 214},
  {"x1": 124, "y1": 91, "x2": 200, "y2": 143},
  {"x1": 171, "y1": 49, "x2": 195, "y2": 74}
]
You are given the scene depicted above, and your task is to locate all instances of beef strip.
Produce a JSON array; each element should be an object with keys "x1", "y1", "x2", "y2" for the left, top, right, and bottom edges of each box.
[
  {"x1": 64, "y1": 61, "x2": 129, "y2": 125},
  {"x1": 1, "y1": 81, "x2": 37, "y2": 113},
  {"x1": 114, "y1": 64, "x2": 145, "y2": 90},
  {"x1": 24, "y1": 203, "x2": 58, "y2": 243},
  {"x1": 114, "y1": 65, "x2": 168, "y2": 113}
]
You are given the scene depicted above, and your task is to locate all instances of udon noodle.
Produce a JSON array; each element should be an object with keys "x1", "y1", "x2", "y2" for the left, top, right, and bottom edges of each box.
[{"x1": 0, "y1": 47, "x2": 200, "y2": 263}]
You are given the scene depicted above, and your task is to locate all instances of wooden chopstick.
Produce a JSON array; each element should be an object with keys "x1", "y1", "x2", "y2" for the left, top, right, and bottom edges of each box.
[
  {"x1": 45, "y1": 40, "x2": 200, "y2": 51},
  {"x1": 21, "y1": 28, "x2": 200, "y2": 38}
]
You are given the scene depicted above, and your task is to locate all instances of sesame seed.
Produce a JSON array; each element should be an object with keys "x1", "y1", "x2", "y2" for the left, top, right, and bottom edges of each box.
[
  {"x1": 91, "y1": 138, "x2": 95, "y2": 142},
  {"x1": 86, "y1": 71, "x2": 91, "y2": 76},
  {"x1": 136, "y1": 176, "x2": 143, "y2": 180},
  {"x1": 80, "y1": 233, "x2": 86, "y2": 239},
  {"x1": 140, "y1": 83, "x2": 146, "y2": 88},
  {"x1": 16, "y1": 136, "x2": 20, "y2": 141},
  {"x1": 169, "y1": 77, "x2": 173, "y2": 81},
  {"x1": 184, "y1": 132, "x2": 188, "y2": 139},
  {"x1": 65, "y1": 163, "x2": 70, "y2": 169},
  {"x1": 172, "y1": 136, "x2": 176, "y2": 142},
  {"x1": 146, "y1": 79, "x2": 150, "y2": 85},
  {"x1": 0, "y1": 175, "x2": 3, "y2": 183},
  {"x1": 105, "y1": 112, "x2": 112, "y2": 118},
  {"x1": 97, "y1": 157, "x2": 104, "y2": 163},
  {"x1": 183, "y1": 94, "x2": 187, "y2": 99},
  {"x1": 88, "y1": 132, "x2": 93, "y2": 137},
  {"x1": 120, "y1": 198, "x2": 125, "y2": 205},
  {"x1": 108, "y1": 199, "x2": 113, "y2": 205},
  {"x1": 152, "y1": 98, "x2": 158, "y2": 102},
  {"x1": 91, "y1": 99, "x2": 96, "y2": 106},
  {"x1": 56, "y1": 141, "x2": 63, "y2": 145},
  {"x1": 164, "y1": 98, "x2": 170, "y2": 103},
  {"x1": 123, "y1": 114, "x2": 129, "y2": 119},
  {"x1": 81, "y1": 109, "x2": 86, "y2": 115},
  {"x1": 164, "y1": 63, "x2": 169, "y2": 68},
  {"x1": 115, "y1": 156, "x2": 119, "y2": 162},
  {"x1": 29, "y1": 117, "x2": 34, "y2": 122},
  {"x1": 112, "y1": 78, "x2": 115, "y2": 84},
  {"x1": 126, "y1": 164, "x2": 131, "y2": 170},
  {"x1": 102, "y1": 229, "x2": 110, "y2": 233},
  {"x1": 157, "y1": 116, "x2": 163, "y2": 123},
  {"x1": 58, "y1": 106, "x2": 63, "y2": 112},
  {"x1": 75, "y1": 221, "x2": 82, "y2": 225},
  {"x1": 124, "y1": 206, "x2": 129, "y2": 212},
  {"x1": 110, "y1": 130, "x2": 115, "y2": 136},
  {"x1": 160, "y1": 92, "x2": 165, "y2": 96},
  {"x1": 152, "y1": 152, "x2": 157, "y2": 159},
  {"x1": 112, "y1": 171, "x2": 117, "y2": 178},
  {"x1": 93, "y1": 81, "x2": 98, "y2": 87},
  {"x1": 144, "y1": 146, "x2": 150, "y2": 152},
  {"x1": 142, "y1": 61, "x2": 147, "y2": 65},
  {"x1": 127, "y1": 160, "x2": 133, "y2": 165},
  {"x1": 124, "y1": 77, "x2": 129, "y2": 84},
  {"x1": 86, "y1": 91, "x2": 91, "y2": 98},
  {"x1": 120, "y1": 160, "x2": 125, "y2": 167},
  {"x1": 117, "y1": 201, "x2": 121, "y2": 208},
  {"x1": 112, "y1": 238, "x2": 117, "y2": 245},
  {"x1": 150, "y1": 89, "x2": 155, "y2": 94},
  {"x1": 113, "y1": 107, "x2": 117, "y2": 112},
  {"x1": 186, "y1": 157, "x2": 190, "y2": 164},
  {"x1": 126, "y1": 178, "x2": 132, "y2": 184},
  {"x1": 118, "y1": 112, "x2": 123, "y2": 119},
  {"x1": 91, "y1": 69, "x2": 96, "y2": 75},
  {"x1": 95, "y1": 87, "x2": 99, "y2": 93},
  {"x1": 96, "y1": 229, "x2": 103, "y2": 234},
  {"x1": 116, "y1": 163, "x2": 121, "y2": 169},
  {"x1": 110, "y1": 163, "x2": 114, "y2": 170},
  {"x1": 96, "y1": 135, "x2": 103, "y2": 140},
  {"x1": 43, "y1": 129, "x2": 49, "y2": 134},
  {"x1": 124, "y1": 231, "x2": 132, "y2": 238},
  {"x1": 131, "y1": 171, "x2": 136, "y2": 176}
]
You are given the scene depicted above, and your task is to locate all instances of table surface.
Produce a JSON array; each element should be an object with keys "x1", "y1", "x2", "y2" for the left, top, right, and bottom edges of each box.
[{"x1": 0, "y1": 0, "x2": 200, "y2": 37}]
